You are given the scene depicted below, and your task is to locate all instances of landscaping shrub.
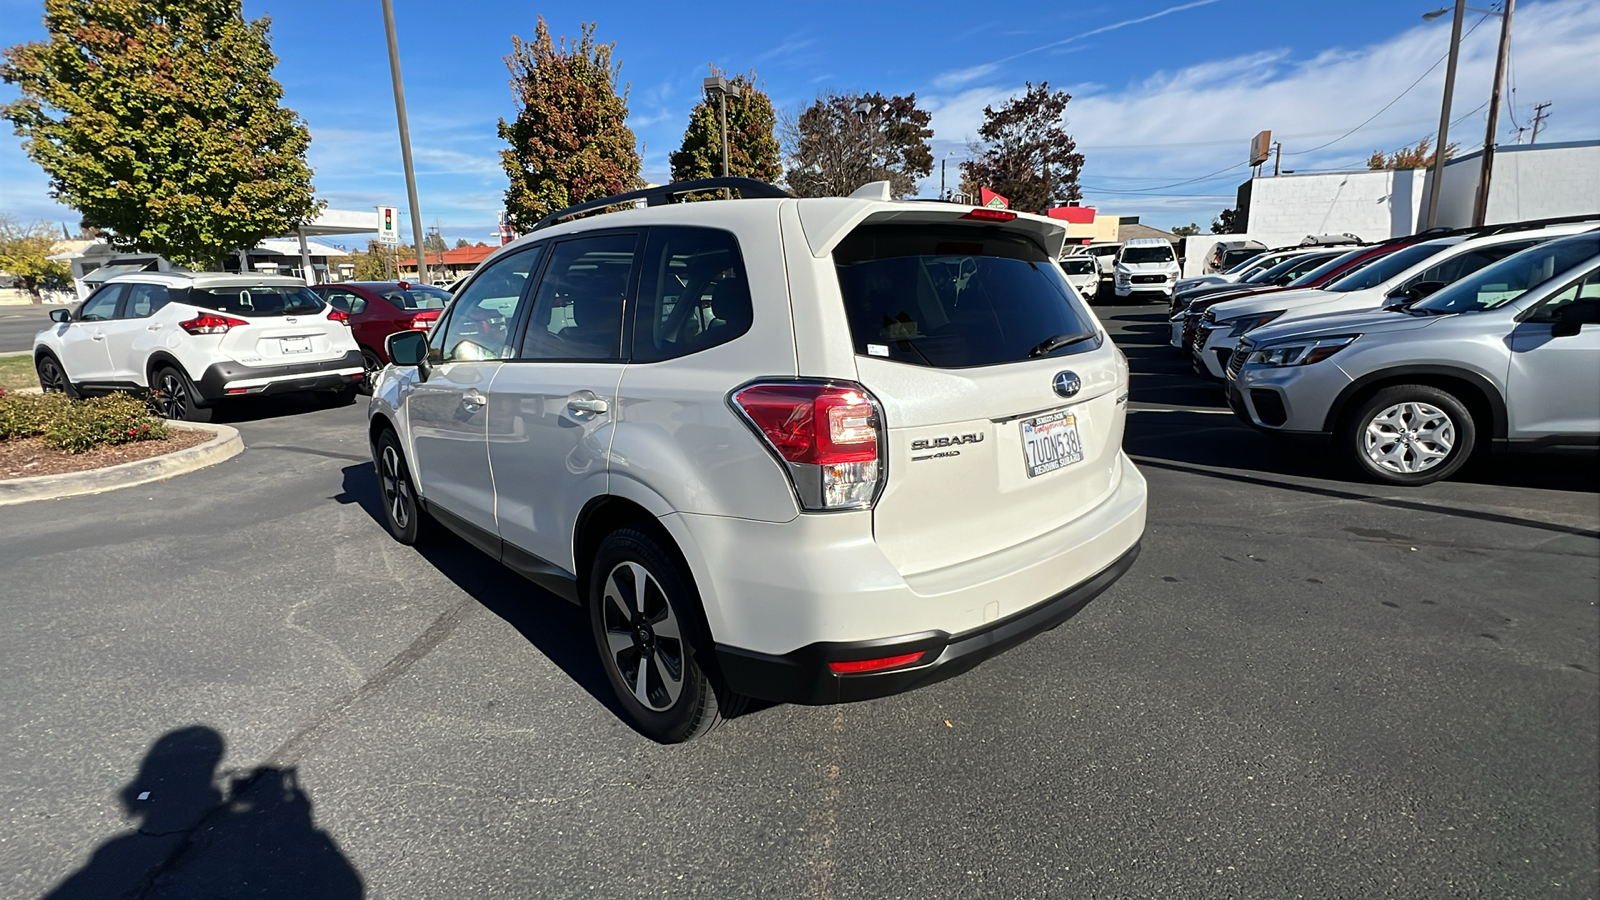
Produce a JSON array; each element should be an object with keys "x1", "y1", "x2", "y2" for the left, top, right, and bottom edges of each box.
[{"x1": 0, "y1": 391, "x2": 168, "y2": 453}]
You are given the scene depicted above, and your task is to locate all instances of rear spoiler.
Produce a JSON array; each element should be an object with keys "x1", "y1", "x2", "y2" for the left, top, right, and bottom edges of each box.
[{"x1": 796, "y1": 200, "x2": 1070, "y2": 260}]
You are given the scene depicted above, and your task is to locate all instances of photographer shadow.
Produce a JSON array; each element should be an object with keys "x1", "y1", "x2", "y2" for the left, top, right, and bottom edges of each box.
[{"x1": 44, "y1": 725, "x2": 361, "y2": 900}]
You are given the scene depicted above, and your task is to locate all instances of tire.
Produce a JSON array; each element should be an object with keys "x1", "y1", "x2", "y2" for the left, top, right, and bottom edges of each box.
[
  {"x1": 359, "y1": 348, "x2": 383, "y2": 395},
  {"x1": 35, "y1": 353, "x2": 79, "y2": 398},
  {"x1": 1341, "y1": 384, "x2": 1476, "y2": 486},
  {"x1": 374, "y1": 428, "x2": 435, "y2": 544},
  {"x1": 151, "y1": 365, "x2": 213, "y2": 422},
  {"x1": 589, "y1": 527, "x2": 723, "y2": 743},
  {"x1": 315, "y1": 384, "x2": 360, "y2": 408}
]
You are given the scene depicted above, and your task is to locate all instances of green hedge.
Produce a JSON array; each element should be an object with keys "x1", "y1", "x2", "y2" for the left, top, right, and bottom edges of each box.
[{"x1": 0, "y1": 390, "x2": 169, "y2": 454}]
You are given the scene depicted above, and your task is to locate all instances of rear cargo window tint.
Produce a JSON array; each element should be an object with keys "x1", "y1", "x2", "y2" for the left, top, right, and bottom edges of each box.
[
  {"x1": 834, "y1": 225, "x2": 1097, "y2": 369},
  {"x1": 182, "y1": 286, "x2": 325, "y2": 317}
]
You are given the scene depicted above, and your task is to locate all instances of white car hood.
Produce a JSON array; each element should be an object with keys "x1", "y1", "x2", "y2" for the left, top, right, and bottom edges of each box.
[
  {"x1": 1206, "y1": 287, "x2": 1336, "y2": 321},
  {"x1": 1245, "y1": 308, "x2": 1442, "y2": 346}
]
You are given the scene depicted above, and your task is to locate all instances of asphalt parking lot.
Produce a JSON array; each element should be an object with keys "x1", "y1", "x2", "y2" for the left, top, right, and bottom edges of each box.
[
  {"x1": 0, "y1": 305, "x2": 56, "y2": 353},
  {"x1": 2, "y1": 303, "x2": 1595, "y2": 899}
]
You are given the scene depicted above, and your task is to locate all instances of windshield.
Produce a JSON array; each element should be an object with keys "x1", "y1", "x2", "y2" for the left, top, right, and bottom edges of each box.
[
  {"x1": 1411, "y1": 235, "x2": 1600, "y2": 314},
  {"x1": 1288, "y1": 247, "x2": 1370, "y2": 287},
  {"x1": 182, "y1": 285, "x2": 325, "y2": 317},
  {"x1": 382, "y1": 286, "x2": 452, "y2": 311},
  {"x1": 1059, "y1": 257, "x2": 1096, "y2": 275},
  {"x1": 1243, "y1": 253, "x2": 1314, "y2": 284},
  {"x1": 835, "y1": 224, "x2": 1097, "y2": 368},
  {"x1": 1324, "y1": 241, "x2": 1454, "y2": 292},
  {"x1": 1121, "y1": 246, "x2": 1174, "y2": 265}
]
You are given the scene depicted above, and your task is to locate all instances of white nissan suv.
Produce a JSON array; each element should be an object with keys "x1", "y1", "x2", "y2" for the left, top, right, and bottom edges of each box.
[
  {"x1": 367, "y1": 178, "x2": 1148, "y2": 742},
  {"x1": 34, "y1": 272, "x2": 364, "y2": 419}
]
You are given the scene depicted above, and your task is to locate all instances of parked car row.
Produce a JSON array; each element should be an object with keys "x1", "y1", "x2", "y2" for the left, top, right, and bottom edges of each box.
[{"x1": 1158, "y1": 217, "x2": 1600, "y2": 484}]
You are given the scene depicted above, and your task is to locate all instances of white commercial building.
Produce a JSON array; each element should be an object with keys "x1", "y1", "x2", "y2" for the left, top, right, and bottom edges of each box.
[{"x1": 1196, "y1": 140, "x2": 1600, "y2": 276}]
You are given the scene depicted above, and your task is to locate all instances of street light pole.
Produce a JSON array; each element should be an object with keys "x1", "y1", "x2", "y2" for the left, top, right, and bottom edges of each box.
[
  {"x1": 1472, "y1": 0, "x2": 1515, "y2": 227},
  {"x1": 382, "y1": 0, "x2": 432, "y2": 283},
  {"x1": 703, "y1": 75, "x2": 742, "y2": 199},
  {"x1": 1424, "y1": 0, "x2": 1467, "y2": 231}
]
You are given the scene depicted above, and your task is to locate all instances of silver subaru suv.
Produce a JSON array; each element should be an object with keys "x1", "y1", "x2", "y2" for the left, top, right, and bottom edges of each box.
[
  {"x1": 1228, "y1": 231, "x2": 1600, "y2": 485},
  {"x1": 367, "y1": 179, "x2": 1148, "y2": 742}
]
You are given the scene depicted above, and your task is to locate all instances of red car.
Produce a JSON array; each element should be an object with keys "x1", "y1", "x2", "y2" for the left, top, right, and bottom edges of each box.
[{"x1": 311, "y1": 282, "x2": 450, "y2": 386}]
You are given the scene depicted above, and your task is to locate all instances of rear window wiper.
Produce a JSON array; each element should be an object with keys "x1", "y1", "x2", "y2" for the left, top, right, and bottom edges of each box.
[{"x1": 1028, "y1": 332, "x2": 1097, "y2": 358}]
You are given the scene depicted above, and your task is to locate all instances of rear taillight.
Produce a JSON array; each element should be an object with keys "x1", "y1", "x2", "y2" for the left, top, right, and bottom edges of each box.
[
  {"x1": 328, "y1": 308, "x2": 351, "y2": 325},
  {"x1": 410, "y1": 312, "x2": 440, "y2": 331},
  {"x1": 731, "y1": 381, "x2": 883, "y2": 511},
  {"x1": 179, "y1": 313, "x2": 248, "y2": 335}
]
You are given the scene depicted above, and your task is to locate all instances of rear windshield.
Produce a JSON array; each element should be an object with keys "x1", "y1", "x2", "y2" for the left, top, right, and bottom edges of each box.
[
  {"x1": 1121, "y1": 245, "x2": 1173, "y2": 264},
  {"x1": 382, "y1": 286, "x2": 452, "y2": 311},
  {"x1": 1324, "y1": 241, "x2": 1453, "y2": 292},
  {"x1": 834, "y1": 225, "x2": 1097, "y2": 369},
  {"x1": 1060, "y1": 257, "x2": 1096, "y2": 275},
  {"x1": 181, "y1": 285, "x2": 325, "y2": 316}
]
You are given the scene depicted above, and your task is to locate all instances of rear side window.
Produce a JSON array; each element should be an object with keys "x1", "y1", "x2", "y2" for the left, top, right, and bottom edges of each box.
[
  {"x1": 381, "y1": 286, "x2": 451, "y2": 311},
  {"x1": 633, "y1": 227, "x2": 751, "y2": 362},
  {"x1": 121, "y1": 283, "x2": 171, "y2": 318},
  {"x1": 834, "y1": 225, "x2": 1097, "y2": 369},
  {"x1": 1325, "y1": 241, "x2": 1453, "y2": 292},
  {"x1": 182, "y1": 286, "x2": 325, "y2": 316}
]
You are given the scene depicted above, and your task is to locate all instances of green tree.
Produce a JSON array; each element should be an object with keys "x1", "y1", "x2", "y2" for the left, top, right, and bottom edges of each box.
[
  {"x1": 959, "y1": 82, "x2": 1084, "y2": 212},
  {"x1": 0, "y1": 216, "x2": 71, "y2": 298},
  {"x1": 454, "y1": 238, "x2": 470, "y2": 249},
  {"x1": 1210, "y1": 209, "x2": 1237, "y2": 234},
  {"x1": 345, "y1": 240, "x2": 413, "y2": 281},
  {"x1": 1, "y1": 0, "x2": 321, "y2": 269},
  {"x1": 783, "y1": 92, "x2": 933, "y2": 199},
  {"x1": 1171, "y1": 223, "x2": 1202, "y2": 237},
  {"x1": 497, "y1": 19, "x2": 640, "y2": 231},
  {"x1": 670, "y1": 67, "x2": 781, "y2": 189}
]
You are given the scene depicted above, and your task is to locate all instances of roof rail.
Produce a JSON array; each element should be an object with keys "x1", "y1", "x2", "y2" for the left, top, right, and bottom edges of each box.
[{"x1": 530, "y1": 177, "x2": 792, "y2": 232}]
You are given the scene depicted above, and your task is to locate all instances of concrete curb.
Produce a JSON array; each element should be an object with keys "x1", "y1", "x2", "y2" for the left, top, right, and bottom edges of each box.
[
  {"x1": 0, "y1": 421, "x2": 243, "y2": 506},
  {"x1": 0, "y1": 350, "x2": 32, "y2": 358}
]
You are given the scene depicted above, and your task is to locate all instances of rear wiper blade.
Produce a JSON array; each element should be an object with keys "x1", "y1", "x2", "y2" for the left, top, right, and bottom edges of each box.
[{"x1": 1028, "y1": 332, "x2": 1097, "y2": 358}]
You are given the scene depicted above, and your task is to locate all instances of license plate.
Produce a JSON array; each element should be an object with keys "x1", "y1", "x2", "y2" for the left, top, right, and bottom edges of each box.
[
  {"x1": 1020, "y1": 409, "x2": 1084, "y2": 478},
  {"x1": 281, "y1": 337, "x2": 311, "y2": 354}
]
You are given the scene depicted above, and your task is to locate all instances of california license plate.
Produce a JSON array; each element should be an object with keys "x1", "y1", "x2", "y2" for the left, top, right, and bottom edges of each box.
[
  {"x1": 281, "y1": 337, "x2": 311, "y2": 354},
  {"x1": 1020, "y1": 409, "x2": 1084, "y2": 478}
]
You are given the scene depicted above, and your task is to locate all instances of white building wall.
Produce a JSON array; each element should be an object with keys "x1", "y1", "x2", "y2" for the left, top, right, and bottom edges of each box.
[
  {"x1": 1243, "y1": 168, "x2": 1422, "y2": 241},
  {"x1": 1433, "y1": 142, "x2": 1600, "y2": 228}
]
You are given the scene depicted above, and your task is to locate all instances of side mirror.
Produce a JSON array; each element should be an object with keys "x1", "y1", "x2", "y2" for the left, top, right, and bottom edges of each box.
[
  {"x1": 49, "y1": 308, "x2": 72, "y2": 324},
  {"x1": 1550, "y1": 302, "x2": 1598, "y2": 338},
  {"x1": 387, "y1": 330, "x2": 430, "y2": 381}
]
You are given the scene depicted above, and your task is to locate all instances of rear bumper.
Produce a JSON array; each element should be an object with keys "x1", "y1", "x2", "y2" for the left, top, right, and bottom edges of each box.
[
  {"x1": 715, "y1": 541, "x2": 1140, "y2": 704},
  {"x1": 194, "y1": 350, "x2": 365, "y2": 401}
]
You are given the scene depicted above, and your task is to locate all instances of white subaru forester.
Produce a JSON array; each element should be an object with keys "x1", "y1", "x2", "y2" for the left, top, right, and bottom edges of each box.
[{"x1": 367, "y1": 179, "x2": 1147, "y2": 742}]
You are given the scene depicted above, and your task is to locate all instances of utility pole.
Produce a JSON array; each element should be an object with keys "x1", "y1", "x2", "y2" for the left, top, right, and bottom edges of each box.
[
  {"x1": 1272, "y1": 141, "x2": 1282, "y2": 177},
  {"x1": 940, "y1": 157, "x2": 946, "y2": 200},
  {"x1": 1529, "y1": 101, "x2": 1551, "y2": 144},
  {"x1": 1472, "y1": 0, "x2": 1515, "y2": 227},
  {"x1": 1424, "y1": 0, "x2": 1467, "y2": 230},
  {"x1": 380, "y1": 0, "x2": 432, "y2": 283}
]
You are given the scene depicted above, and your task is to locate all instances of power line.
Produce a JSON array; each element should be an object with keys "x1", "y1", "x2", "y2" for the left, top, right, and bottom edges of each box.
[
  {"x1": 1285, "y1": 12, "x2": 1491, "y2": 157},
  {"x1": 1078, "y1": 159, "x2": 1249, "y2": 194}
]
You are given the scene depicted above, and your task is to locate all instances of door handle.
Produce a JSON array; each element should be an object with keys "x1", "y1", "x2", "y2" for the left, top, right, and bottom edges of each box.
[
  {"x1": 91, "y1": 334, "x2": 105, "y2": 341},
  {"x1": 566, "y1": 397, "x2": 610, "y2": 415},
  {"x1": 147, "y1": 324, "x2": 162, "y2": 331},
  {"x1": 461, "y1": 390, "x2": 488, "y2": 411}
]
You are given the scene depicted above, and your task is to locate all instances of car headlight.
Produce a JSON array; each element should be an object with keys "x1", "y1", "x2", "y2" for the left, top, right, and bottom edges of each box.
[
  {"x1": 1246, "y1": 334, "x2": 1359, "y2": 367},
  {"x1": 1224, "y1": 311, "x2": 1285, "y2": 337}
]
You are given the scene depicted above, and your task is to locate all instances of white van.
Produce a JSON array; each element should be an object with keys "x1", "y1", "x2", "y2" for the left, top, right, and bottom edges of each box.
[{"x1": 1113, "y1": 238, "x2": 1180, "y2": 301}]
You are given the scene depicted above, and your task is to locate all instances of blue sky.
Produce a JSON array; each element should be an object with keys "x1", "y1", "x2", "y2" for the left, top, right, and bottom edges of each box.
[{"x1": 2, "y1": 0, "x2": 1597, "y2": 246}]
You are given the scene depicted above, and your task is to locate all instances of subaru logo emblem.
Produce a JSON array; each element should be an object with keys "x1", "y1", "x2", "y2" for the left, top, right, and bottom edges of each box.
[{"x1": 1053, "y1": 371, "x2": 1081, "y2": 398}]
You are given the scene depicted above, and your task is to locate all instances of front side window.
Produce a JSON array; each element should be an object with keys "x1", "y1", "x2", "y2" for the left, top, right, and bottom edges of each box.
[
  {"x1": 1399, "y1": 240, "x2": 1541, "y2": 293},
  {"x1": 77, "y1": 285, "x2": 124, "y2": 321},
  {"x1": 632, "y1": 227, "x2": 750, "y2": 362},
  {"x1": 520, "y1": 234, "x2": 638, "y2": 361},
  {"x1": 183, "y1": 285, "x2": 325, "y2": 317},
  {"x1": 434, "y1": 246, "x2": 543, "y2": 362},
  {"x1": 1414, "y1": 236, "x2": 1600, "y2": 315},
  {"x1": 1525, "y1": 269, "x2": 1600, "y2": 323},
  {"x1": 834, "y1": 224, "x2": 1097, "y2": 369}
]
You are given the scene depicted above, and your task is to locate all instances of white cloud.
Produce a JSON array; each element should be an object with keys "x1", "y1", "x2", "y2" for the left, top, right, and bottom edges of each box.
[{"x1": 920, "y1": 0, "x2": 1600, "y2": 226}]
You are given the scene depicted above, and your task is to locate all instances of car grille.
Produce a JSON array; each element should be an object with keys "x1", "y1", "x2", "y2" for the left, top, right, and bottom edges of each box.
[
  {"x1": 1227, "y1": 343, "x2": 1250, "y2": 379},
  {"x1": 1132, "y1": 274, "x2": 1166, "y2": 284}
]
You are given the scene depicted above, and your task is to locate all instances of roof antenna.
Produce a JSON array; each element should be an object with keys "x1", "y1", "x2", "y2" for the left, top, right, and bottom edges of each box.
[{"x1": 848, "y1": 181, "x2": 893, "y2": 201}]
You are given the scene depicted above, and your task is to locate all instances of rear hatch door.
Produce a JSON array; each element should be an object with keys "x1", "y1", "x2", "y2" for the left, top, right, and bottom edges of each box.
[
  {"x1": 181, "y1": 283, "x2": 352, "y2": 366},
  {"x1": 832, "y1": 220, "x2": 1128, "y2": 578}
]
